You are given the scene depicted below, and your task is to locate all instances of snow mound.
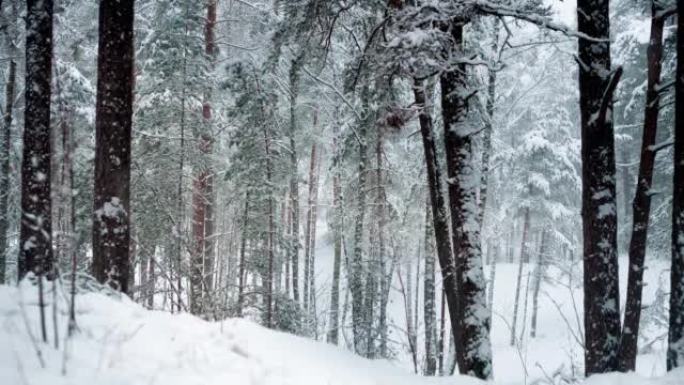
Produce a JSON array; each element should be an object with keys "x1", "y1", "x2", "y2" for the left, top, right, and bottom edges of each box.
[
  {"x1": 0, "y1": 281, "x2": 681, "y2": 385},
  {"x1": 0, "y1": 281, "x2": 482, "y2": 385}
]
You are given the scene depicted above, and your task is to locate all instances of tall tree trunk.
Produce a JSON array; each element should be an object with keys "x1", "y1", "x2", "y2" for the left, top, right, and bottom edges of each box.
[
  {"x1": 424, "y1": 200, "x2": 437, "y2": 375},
  {"x1": 350, "y1": 91, "x2": 370, "y2": 354},
  {"x1": 668, "y1": 0, "x2": 684, "y2": 369},
  {"x1": 92, "y1": 0, "x2": 135, "y2": 293},
  {"x1": 190, "y1": 0, "x2": 217, "y2": 316},
  {"x1": 327, "y1": 126, "x2": 343, "y2": 345},
  {"x1": 19, "y1": 0, "x2": 54, "y2": 280},
  {"x1": 309, "y1": 153, "x2": 321, "y2": 336},
  {"x1": 0, "y1": 48, "x2": 16, "y2": 284},
  {"x1": 263, "y1": 126, "x2": 275, "y2": 328},
  {"x1": 236, "y1": 193, "x2": 249, "y2": 317},
  {"x1": 530, "y1": 230, "x2": 548, "y2": 338},
  {"x1": 414, "y1": 78, "x2": 461, "y2": 376},
  {"x1": 618, "y1": 2, "x2": 665, "y2": 371},
  {"x1": 303, "y1": 140, "x2": 317, "y2": 315},
  {"x1": 441, "y1": 23, "x2": 492, "y2": 379},
  {"x1": 511, "y1": 208, "x2": 530, "y2": 346},
  {"x1": 478, "y1": 19, "x2": 499, "y2": 230},
  {"x1": 438, "y1": 287, "x2": 446, "y2": 375},
  {"x1": 288, "y1": 58, "x2": 302, "y2": 304},
  {"x1": 577, "y1": 0, "x2": 622, "y2": 374}
]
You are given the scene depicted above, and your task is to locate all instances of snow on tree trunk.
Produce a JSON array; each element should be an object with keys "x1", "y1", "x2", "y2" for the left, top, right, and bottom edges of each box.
[
  {"x1": 577, "y1": 0, "x2": 622, "y2": 373},
  {"x1": 92, "y1": 0, "x2": 135, "y2": 293},
  {"x1": 19, "y1": 0, "x2": 54, "y2": 280},
  {"x1": 618, "y1": 1, "x2": 665, "y2": 371},
  {"x1": 511, "y1": 207, "x2": 531, "y2": 346},
  {"x1": 237, "y1": 194, "x2": 250, "y2": 317},
  {"x1": 350, "y1": 90, "x2": 370, "y2": 354},
  {"x1": 424, "y1": 200, "x2": 437, "y2": 375},
  {"x1": 288, "y1": 58, "x2": 302, "y2": 304},
  {"x1": 327, "y1": 126, "x2": 343, "y2": 344},
  {"x1": 668, "y1": 0, "x2": 684, "y2": 370},
  {"x1": 414, "y1": 77, "x2": 462, "y2": 376},
  {"x1": 530, "y1": 230, "x2": 548, "y2": 338},
  {"x1": 441, "y1": 23, "x2": 492, "y2": 380},
  {"x1": 0, "y1": 50, "x2": 16, "y2": 284},
  {"x1": 303, "y1": 139, "x2": 317, "y2": 317}
]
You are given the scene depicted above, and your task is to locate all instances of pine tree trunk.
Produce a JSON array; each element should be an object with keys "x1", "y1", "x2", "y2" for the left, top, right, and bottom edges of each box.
[
  {"x1": 478, "y1": 19, "x2": 499, "y2": 230},
  {"x1": 618, "y1": 2, "x2": 665, "y2": 371},
  {"x1": 309, "y1": 152, "x2": 321, "y2": 336},
  {"x1": 511, "y1": 208, "x2": 530, "y2": 346},
  {"x1": 237, "y1": 194, "x2": 249, "y2": 317},
  {"x1": 414, "y1": 77, "x2": 462, "y2": 376},
  {"x1": 350, "y1": 92, "x2": 370, "y2": 354},
  {"x1": 577, "y1": 0, "x2": 622, "y2": 374},
  {"x1": 0, "y1": 51, "x2": 16, "y2": 284},
  {"x1": 424, "y1": 200, "x2": 437, "y2": 375},
  {"x1": 303, "y1": 141, "x2": 317, "y2": 315},
  {"x1": 263, "y1": 126, "x2": 275, "y2": 328},
  {"x1": 19, "y1": 0, "x2": 54, "y2": 280},
  {"x1": 530, "y1": 230, "x2": 548, "y2": 338},
  {"x1": 92, "y1": 0, "x2": 134, "y2": 293},
  {"x1": 441, "y1": 23, "x2": 492, "y2": 379},
  {"x1": 667, "y1": 0, "x2": 684, "y2": 369},
  {"x1": 288, "y1": 59, "x2": 302, "y2": 304},
  {"x1": 438, "y1": 287, "x2": 446, "y2": 375},
  {"x1": 327, "y1": 125, "x2": 343, "y2": 344}
]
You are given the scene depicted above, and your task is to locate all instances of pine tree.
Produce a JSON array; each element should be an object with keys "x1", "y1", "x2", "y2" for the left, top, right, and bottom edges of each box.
[
  {"x1": 668, "y1": 0, "x2": 684, "y2": 369},
  {"x1": 19, "y1": 0, "x2": 54, "y2": 280},
  {"x1": 92, "y1": 0, "x2": 135, "y2": 293},
  {"x1": 577, "y1": 0, "x2": 622, "y2": 373}
]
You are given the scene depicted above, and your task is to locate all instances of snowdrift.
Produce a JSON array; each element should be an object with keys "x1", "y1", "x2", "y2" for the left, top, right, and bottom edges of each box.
[{"x1": 0, "y1": 281, "x2": 681, "y2": 385}]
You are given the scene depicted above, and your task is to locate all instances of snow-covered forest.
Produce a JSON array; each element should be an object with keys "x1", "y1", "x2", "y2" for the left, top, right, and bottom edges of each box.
[{"x1": 1, "y1": 0, "x2": 684, "y2": 384}]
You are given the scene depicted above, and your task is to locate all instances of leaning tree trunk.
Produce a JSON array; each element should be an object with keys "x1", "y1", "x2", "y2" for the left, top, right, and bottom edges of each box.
[
  {"x1": 577, "y1": 0, "x2": 622, "y2": 374},
  {"x1": 510, "y1": 207, "x2": 531, "y2": 346},
  {"x1": 414, "y1": 77, "x2": 462, "y2": 376},
  {"x1": 618, "y1": 1, "x2": 665, "y2": 371},
  {"x1": 92, "y1": 0, "x2": 135, "y2": 294},
  {"x1": 0, "y1": 47, "x2": 16, "y2": 284},
  {"x1": 441, "y1": 23, "x2": 492, "y2": 379},
  {"x1": 19, "y1": 0, "x2": 54, "y2": 280},
  {"x1": 668, "y1": 0, "x2": 684, "y2": 370}
]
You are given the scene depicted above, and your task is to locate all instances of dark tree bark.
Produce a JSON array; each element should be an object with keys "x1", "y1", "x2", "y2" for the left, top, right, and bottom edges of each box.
[
  {"x1": 414, "y1": 77, "x2": 462, "y2": 376},
  {"x1": 327, "y1": 131, "x2": 343, "y2": 344},
  {"x1": 288, "y1": 58, "x2": 302, "y2": 304},
  {"x1": 303, "y1": 140, "x2": 317, "y2": 315},
  {"x1": 441, "y1": 23, "x2": 492, "y2": 379},
  {"x1": 618, "y1": 2, "x2": 665, "y2": 371},
  {"x1": 236, "y1": 193, "x2": 249, "y2": 317},
  {"x1": 424, "y1": 200, "x2": 437, "y2": 375},
  {"x1": 92, "y1": 0, "x2": 135, "y2": 293},
  {"x1": 668, "y1": 0, "x2": 684, "y2": 370},
  {"x1": 0, "y1": 50, "x2": 16, "y2": 284},
  {"x1": 350, "y1": 89, "x2": 370, "y2": 354},
  {"x1": 577, "y1": 0, "x2": 622, "y2": 374},
  {"x1": 19, "y1": 0, "x2": 54, "y2": 280}
]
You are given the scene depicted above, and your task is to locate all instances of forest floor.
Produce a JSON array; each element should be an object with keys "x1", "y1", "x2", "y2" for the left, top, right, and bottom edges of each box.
[{"x1": 1, "y1": 259, "x2": 683, "y2": 385}]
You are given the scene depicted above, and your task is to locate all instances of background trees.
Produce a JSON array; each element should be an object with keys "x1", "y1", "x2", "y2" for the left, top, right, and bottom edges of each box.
[{"x1": 1, "y1": 0, "x2": 683, "y2": 381}]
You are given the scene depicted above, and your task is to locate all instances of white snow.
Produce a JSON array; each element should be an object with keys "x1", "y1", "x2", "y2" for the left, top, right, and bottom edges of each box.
[{"x1": 0, "y1": 280, "x2": 484, "y2": 385}]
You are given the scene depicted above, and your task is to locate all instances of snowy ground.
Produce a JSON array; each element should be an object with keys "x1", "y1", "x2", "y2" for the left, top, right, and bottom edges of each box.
[
  {"x1": 0, "y1": 281, "x2": 682, "y2": 385},
  {"x1": 1, "y1": 254, "x2": 683, "y2": 385}
]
